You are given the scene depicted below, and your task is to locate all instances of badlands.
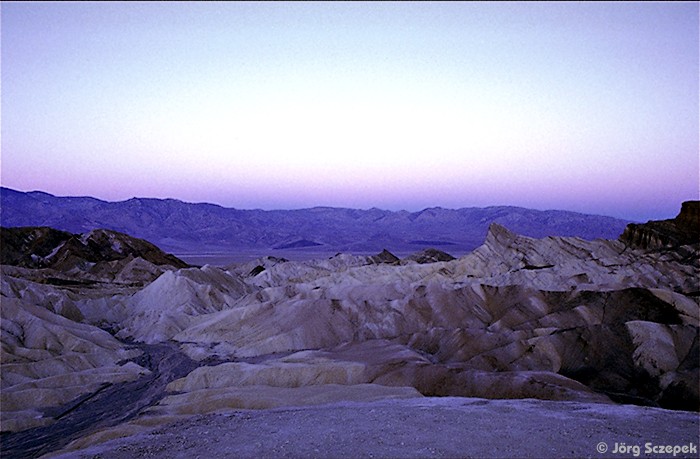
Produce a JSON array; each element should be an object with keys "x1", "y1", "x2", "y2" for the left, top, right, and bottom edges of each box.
[{"x1": 1, "y1": 202, "x2": 698, "y2": 458}]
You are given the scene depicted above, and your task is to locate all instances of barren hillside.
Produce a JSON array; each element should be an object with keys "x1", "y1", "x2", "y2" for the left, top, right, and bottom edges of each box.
[{"x1": 1, "y1": 202, "x2": 697, "y2": 458}]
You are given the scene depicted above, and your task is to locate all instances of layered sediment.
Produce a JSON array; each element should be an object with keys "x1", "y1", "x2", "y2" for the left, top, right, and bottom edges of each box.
[{"x1": 1, "y1": 205, "x2": 697, "y2": 457}]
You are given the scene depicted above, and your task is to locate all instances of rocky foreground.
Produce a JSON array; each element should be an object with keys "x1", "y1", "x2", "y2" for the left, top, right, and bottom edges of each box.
[
  {"x1": 1, "y1": 203, "x2": 698, "y2": 458},
  {"x1": 40, "y1": 398, "x2": 700, "y2": 459}
]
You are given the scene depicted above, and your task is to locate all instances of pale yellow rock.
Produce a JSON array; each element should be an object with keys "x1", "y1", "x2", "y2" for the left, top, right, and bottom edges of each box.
[
  {"x1": 152, "y1": 383, "x2": 423, "y2": 416},
  {"x1": 1, "y1": 266, "x2": 138, "y2": 325},
  {"x1": 167, "y1": 359, "x2": 368, "y2": 392},
  {"x1": 115, "y1": 266, "x2": 253, "y2": 343},
  {"x1": 450, "y1": 224, "x2": 696, "y2": 293},
  {"x1": 626, "y1": 321, "x2": 680, "y2": 377},
  {"x1": 5, "y1": 362, "x2": 149, "y2": 393},
  {"x1": 528, "y1": 337, "x2": 563, "y2": 373}
]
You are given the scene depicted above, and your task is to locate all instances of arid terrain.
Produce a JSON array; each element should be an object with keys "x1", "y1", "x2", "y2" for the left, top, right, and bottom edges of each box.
[
  {"x1": 41, "y1": 397, "x2": 700, "y2": 459},
  {"x1": 1, "y1": 201, "x2": 698, "y2": 458}
]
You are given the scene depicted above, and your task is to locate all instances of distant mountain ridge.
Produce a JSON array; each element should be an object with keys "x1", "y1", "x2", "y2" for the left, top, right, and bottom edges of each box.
[{"x1": 0, "y1": 187, "x2": 631, "y2": 256}]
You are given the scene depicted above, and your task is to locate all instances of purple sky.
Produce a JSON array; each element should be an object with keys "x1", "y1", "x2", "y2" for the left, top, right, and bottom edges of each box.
[{"x1": 2, "y1": 2, "x2": 698, "y2": 222}]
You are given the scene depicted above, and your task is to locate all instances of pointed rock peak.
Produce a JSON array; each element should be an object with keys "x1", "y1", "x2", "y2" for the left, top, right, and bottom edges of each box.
[
  {"x1": 372, "y1": 249, "x2": 400, "y2": 264},
  {"x1": 485, "y1": 222, "x2": 519, "y2": 249}
]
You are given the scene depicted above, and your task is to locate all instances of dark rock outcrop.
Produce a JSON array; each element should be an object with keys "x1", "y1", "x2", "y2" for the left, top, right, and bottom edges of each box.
[
  {"x1": 402, "y1": 248, "x2": 456, "y2": 264},
  {"x1": 371, "y1": 249, "x2": 400, "y2": 264},
  {"x1": 620, "y1": 201, "x2": 699, "y2": 251},
  {"x1": 1, "y1": 227, "x2": 189, "y2": 273}
]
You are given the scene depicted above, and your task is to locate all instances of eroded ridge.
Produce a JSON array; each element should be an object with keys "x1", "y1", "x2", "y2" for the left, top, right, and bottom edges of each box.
[{"x1": 1, "y1": 203, "x2": 697, "y2": 457}]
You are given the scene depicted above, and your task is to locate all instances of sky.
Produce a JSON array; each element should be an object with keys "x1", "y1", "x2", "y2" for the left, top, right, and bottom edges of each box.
[{"x1": 2, "y1": 2, "x2": 698, "y2": 222}]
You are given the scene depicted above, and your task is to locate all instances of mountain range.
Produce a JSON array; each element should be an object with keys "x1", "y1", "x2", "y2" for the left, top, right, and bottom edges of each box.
[{"x1": 1, "y1": 187, "x2": 631, "y2": 257}]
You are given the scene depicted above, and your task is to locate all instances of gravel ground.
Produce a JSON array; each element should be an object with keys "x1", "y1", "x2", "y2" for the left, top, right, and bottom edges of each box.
[{"x1": 46, "y1": 397, "x2": 699, "y2": 459}]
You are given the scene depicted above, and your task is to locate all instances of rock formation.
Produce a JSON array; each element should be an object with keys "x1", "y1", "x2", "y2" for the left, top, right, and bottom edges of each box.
[
  {"x1": 0, "y1": 227, "x2": 190, "y2": 268},
  {"x1": 1, "y1": 206, "x2": 697, "y2": 457},
  {"x1": 620, "y1": 201, "x2": 699, "y2": 252},
  {"x1": 1, "y1": 227, "x2": 188, "y2": 285},
  {"x1": 400, "y1": 248, "x2": 456, "y2": 264},
  {"x1": 1, "y1": 228, "x2": 189, "y2": 434},
  {"x1": 1, "y1": 297, "x2": 148, "y2": 433}
]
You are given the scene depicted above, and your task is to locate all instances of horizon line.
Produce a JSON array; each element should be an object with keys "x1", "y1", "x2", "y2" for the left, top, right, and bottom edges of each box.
[{"x1": 0, "y1": 185, "x2": 662, "y2": 222}]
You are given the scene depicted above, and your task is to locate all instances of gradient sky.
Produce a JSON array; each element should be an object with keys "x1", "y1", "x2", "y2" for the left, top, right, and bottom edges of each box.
[{"x1": 2, "y1": 2, "x2": 698, "y2": 222}]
